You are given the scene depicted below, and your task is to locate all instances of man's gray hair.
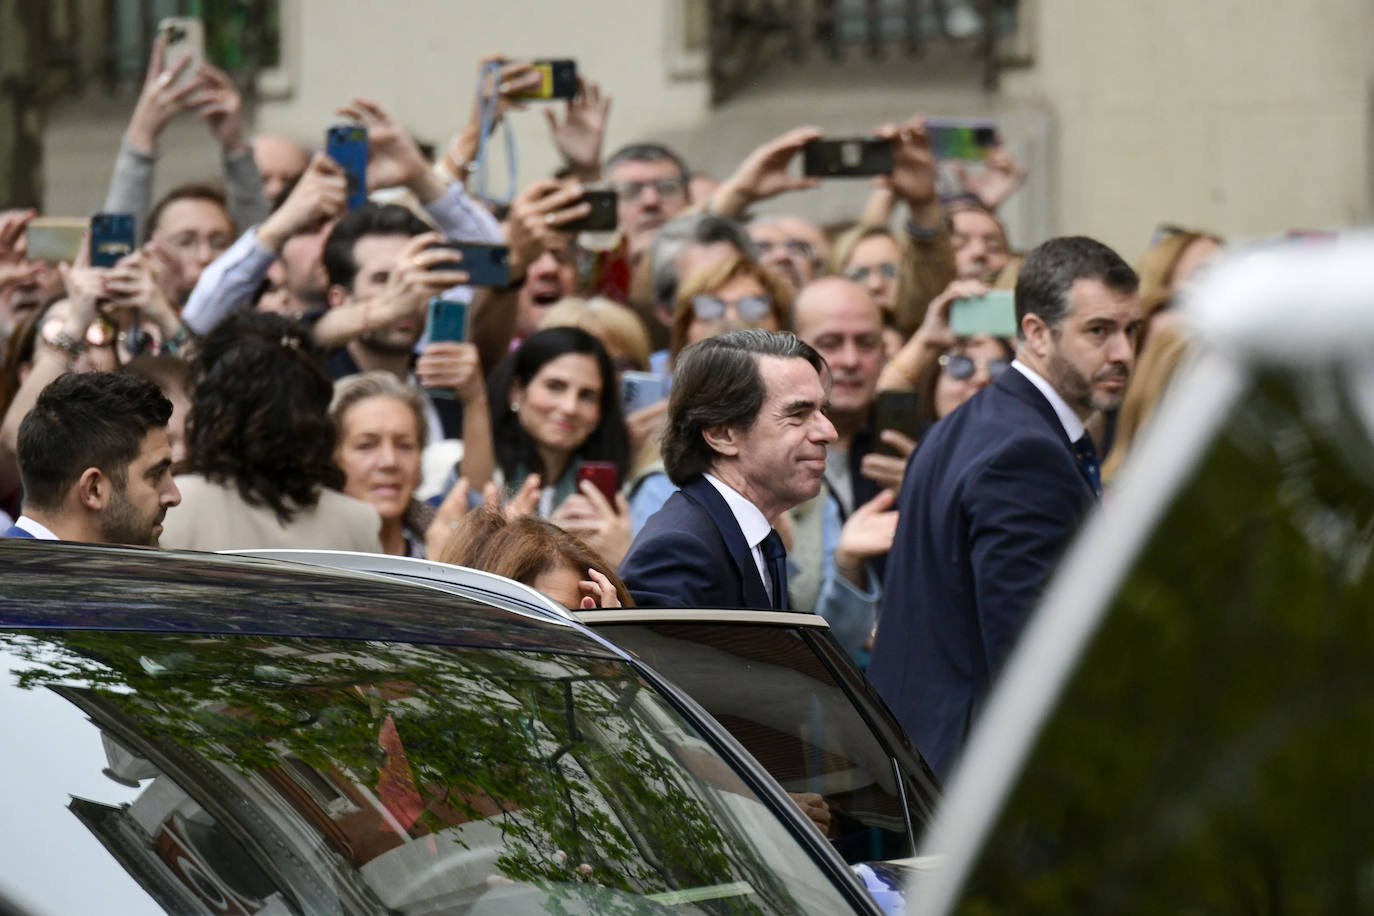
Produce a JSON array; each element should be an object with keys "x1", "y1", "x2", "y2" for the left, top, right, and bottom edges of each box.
[
  {"x1": 662, "y1": 329, "x2": 826, "y2": 485},
  {"x1": 650, "y1": 213, "x2": 756, "y2": 308}
]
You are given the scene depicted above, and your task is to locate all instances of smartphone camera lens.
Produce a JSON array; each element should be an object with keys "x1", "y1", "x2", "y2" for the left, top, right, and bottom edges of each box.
[{"x1": 492, "y1": 249, "x2": 508, "y2": 265}]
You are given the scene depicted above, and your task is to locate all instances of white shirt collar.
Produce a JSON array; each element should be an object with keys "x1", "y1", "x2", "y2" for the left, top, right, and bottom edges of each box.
[
  {"x1": 15, "y1": 516, "x2": 60, "y2": 540},
  {"x1": 1011, "y1": 359, "x2": 1086, "y2": 443},
  {"x1": 702, "y1": 473, "x2": 772, "y2": 549}
]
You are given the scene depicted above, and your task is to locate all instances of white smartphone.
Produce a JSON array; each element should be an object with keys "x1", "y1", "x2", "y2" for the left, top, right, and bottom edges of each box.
[{"x1": 158, "y1": 17, "x2": 204, "y2": 88}]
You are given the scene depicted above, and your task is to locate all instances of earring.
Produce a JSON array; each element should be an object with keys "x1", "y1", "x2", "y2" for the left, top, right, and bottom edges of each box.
[{"x1": 511, "y1": 402, "x2": 520, "y2": 413}]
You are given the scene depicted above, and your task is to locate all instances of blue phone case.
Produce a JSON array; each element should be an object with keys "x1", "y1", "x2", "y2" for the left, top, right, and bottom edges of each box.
[
  {"x1": 427, "y1": 298, "x2": 468, "y2": 343},
  {"x1": 326, "y1": 125, "x2": 369, "y2": 210},
  {"x1": 89, "y1": 213, "x2": 135, "y2": 267}
]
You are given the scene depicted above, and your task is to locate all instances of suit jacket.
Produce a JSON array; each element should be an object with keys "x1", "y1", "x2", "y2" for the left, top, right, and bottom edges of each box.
[
  {"x1": 1, "y1": 524, "x2": 34, "y2": 538},
  {"x1": 868, "y1": 368, "x2": 1096, "y2": 781},
  {"x1": 619, "y1": 475, "x2": 772, "y2": 609}
]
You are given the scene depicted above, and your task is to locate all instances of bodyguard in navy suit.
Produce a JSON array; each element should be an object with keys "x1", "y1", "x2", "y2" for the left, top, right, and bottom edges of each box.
[
  {"x1": 868, "y1": 236, "x2": 1142, "y2": 781},
  {"x1": 621, "y1": 329, "x2": 838, "y2": 610}
]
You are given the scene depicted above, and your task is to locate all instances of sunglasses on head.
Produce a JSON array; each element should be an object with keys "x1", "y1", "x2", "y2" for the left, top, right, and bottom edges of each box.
[
  {"x1": 690, "y1": 294, "x2": 773, "y2": 324},
  {"x1": 939, "y1": 352, "x2": 1010, "y2": 381}
]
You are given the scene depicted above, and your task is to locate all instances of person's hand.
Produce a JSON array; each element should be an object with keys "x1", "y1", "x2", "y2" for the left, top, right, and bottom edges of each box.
[
  {"x1": 416, "y1": 341, "x2": 486, "y2": 404},
  {"x1": 860, "y1": 431, "x2": 917, "y2": 491},
  {"x1": 789, "y1": 792, "x2": 833, "y2": 835},
  {"x1": 833, "y1": 489, "x2": 899, "y2": 586},
  {"x1": 625, "y1": 400, "x2": 668, "y2": 457},
  {"x1": 190, "y1": 63, "x2": 248, "y2": 154},
  {"x1": 483, "y1": 473, "x2": 542, "y2": 520},
  {"x1": 56, "y1": 234, "x2": 103, "y2": 317},
  {"x1": 551, "y1": 480, "x2": 632, "y2": 568},
  {"x1": 257, "y1": 152, "x2": 347, "y2": 252},
  {"x1": 371, "y1": 231, "x2": 470, "y2": 322},
  {"x1": 876, "y1": 116, "x2": 939, "y2": 222},
  {"x1": 103, "y1": 250, "x2": 179, "y2": 334},
  {"x1": 425, "y1": 477, "x2": 472, "y2": 558},
  {"x1": 336, "y1": 98, "x2": 445, "y2": 203},
  {"x1": 921, "y1": 277, "x2": 989, "y2": 350},
  {"x1": 0, "y1": 209, "x2": 34, "y2": 263},
  {"x1": 579, "y1": 567, "x2": 621, "y2": 609},
  {"x1": 502, "y1": 178, "x2": 589, "y2": 278},
  {"x1": 126, "y1": 35, "x2": 209, "y2": 152},
  {"x1": 444, "y1": 56, "x2": 541, "y2": 173},
  {"x1": 544, "y1": 77, "x2": 611, "y2": 180},
  {"x1": 709, "y1": 126, "x2": 823, "y2": 217},
  {"x1": 954, "y1": 146, "x2": 1027, "y2": 212}
]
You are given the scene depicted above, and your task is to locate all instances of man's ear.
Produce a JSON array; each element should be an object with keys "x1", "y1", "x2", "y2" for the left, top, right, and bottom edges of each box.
[
  {"x1": 326, "y1": 283, "x2": 349, "y2": 310},
  {"x1": 1021, "y1": 312, "x2": 1052, "y2": 360},
  {"x1": 75, "y1": 467, "x2": 111, "y2": 512},
  {"x1": 701, "y1": 424, "x2": 741, "y2": 458}
]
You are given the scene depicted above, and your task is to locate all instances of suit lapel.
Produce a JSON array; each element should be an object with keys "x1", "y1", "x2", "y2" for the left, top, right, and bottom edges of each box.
[
  {"x1": 679, "y1": 476, "x2": 771, "y2": 608},
  {"x1": 994, "y1": 369, "x2": 1097, "y2": 495}
]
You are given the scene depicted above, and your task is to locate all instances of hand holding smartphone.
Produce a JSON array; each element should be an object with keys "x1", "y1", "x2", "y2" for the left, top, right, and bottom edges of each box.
[
  {"x1": 423, "y1": 298, "x2": 468, "y2": 400},
  {"x1": 620, "y1": 371, "x2": 670, "y2": 414},
  {"x1": 925, "y1": 119, "x2": 1000, "y2": 161},
  {"x1": 326, "y1": 124, "x2": 369, "y2": 210},
  {"x1": 89, "y1": 213, "x2": 136, "y2": 268},
  {"x1": 510, "y1": 59, "x2": 578, "y2": 100},
  {"x1": 157, "y1": 17, "x2": 204, "y2": 88},
  {"x1": 949, "y1": 289, "x2": 1018, "y2": 338},
  {"x1": 802, "y1": 138, "x2": 894, "y2": 178},
  {"x1": 872, "y1": 391, "x2": 922, "y2": 456},
  {"x1": 576, "y1": 461, "x2": 620, "y2": 505}
]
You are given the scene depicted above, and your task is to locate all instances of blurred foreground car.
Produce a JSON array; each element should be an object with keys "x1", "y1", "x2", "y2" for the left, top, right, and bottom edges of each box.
[
  {"x1": 909, "y1": 236, "x2": 1374, "y2": 914},
  {"x1": 0, "y1": 540, "x2": 882, "y2": 915}
]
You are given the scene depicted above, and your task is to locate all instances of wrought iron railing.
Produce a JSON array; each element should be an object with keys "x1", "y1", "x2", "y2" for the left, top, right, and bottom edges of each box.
[{"x1": 709, "y1": 0, "x2": 1019, "y2": 104}]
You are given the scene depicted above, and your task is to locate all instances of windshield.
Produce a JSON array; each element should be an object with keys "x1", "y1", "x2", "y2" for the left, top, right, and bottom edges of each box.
[
  {"x1": 0, "y1": 630, "x2": 857, "y2": 915},
  {"x1": 953, "y1": 366, "x2": 1374, "y2": 912}
]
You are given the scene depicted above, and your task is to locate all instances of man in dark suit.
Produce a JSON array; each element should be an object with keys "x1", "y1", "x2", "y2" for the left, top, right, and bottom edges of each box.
[
  {"x1": 868, "y1": 235, "x2": 1142, "y2": 781},
  {"x1": 620, "y1": 329, "x2": 837, "y2": 609},
  {"x1": 3, "y1": 372, "x2": 179, "y2": 544}
]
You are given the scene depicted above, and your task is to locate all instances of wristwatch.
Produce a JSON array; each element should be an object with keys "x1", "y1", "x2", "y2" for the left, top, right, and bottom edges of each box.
[{"x1": 47, "y1": 330, "x2": 85, "y2": 359}]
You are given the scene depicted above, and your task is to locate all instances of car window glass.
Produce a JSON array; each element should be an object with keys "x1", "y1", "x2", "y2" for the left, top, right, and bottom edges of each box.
[
  {"x1": 0, "y1": 630, "x2": 857, "y2": 915},
  {"x1": 956, "y1": 368, "x2": 1374, "y2": 911},
  {"x1": 601, "y1": 621, "x2": 919, "y2": 863}
]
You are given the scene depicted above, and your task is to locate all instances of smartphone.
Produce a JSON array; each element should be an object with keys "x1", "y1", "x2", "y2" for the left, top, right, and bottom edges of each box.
[
  {"x1": 621, "y1": 370, "x2": 670, "y2": 414},
  {"x1": 89, "y1": 213, "x2": 136, "y2": 268},
  {"x1": 561, "y1": 189, "x2": 618, "y2": 233},
  {"x1": 512, "y1": 59, "x2": 578, "y2": 100},
  {"x1": 950, "y1": 289, "x2": 1018, "y2": 338},
  {"x1": 428, "y1": 242, "x2": 510, "y2": 287},
  {"x1": 326, "y1": 124, "x2": 369, "y2": 210},
  {"x1": 802, "y1": 138, "x2": 894, "y2": 178},
  {"x1": 427, "y1": 297, "x2": 468, "y2": 343},
  {"x1": 925, "y1": 118, "x2": 1000, "y2": 160},
  {"x1": 25, "y1": 218, "x2": 85, "y2": 263},
  {"x1": 872, "y1": 390, "x2": 922, "y2": 456},
  {"x1": 576, "y1": 460, "x2": 619, "y2": 505},
  {"x1": 158, "y1": 17, "x2": 204, "y2": 89}
]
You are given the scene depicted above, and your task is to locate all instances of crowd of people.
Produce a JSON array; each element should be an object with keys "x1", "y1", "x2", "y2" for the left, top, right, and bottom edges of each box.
[{"x1": 0, "y1": 39, "x2": 1225, "y2": 780}]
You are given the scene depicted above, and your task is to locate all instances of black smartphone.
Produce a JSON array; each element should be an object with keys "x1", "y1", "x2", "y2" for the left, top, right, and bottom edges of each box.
[
  {"x1": 325, "y1": 124, "x2": 369, "y2": 209},
  {"x1": 561, "y1": 189, "x2": 618, "y2": 233},
  {"x1": 872, "y1": 390, "x2": 922, "y2": 455},
  {"x1": 802, "y1": 138, "x2": 894, "y2": 178},
  {"x1": 428, "y1": 242, "x2": 510, "y2": 287},
  {"x1": 513, "y1": 59, "x2": 578, "y2": 100},
  {"x1": 89, "y1": 213, "x2": 136, "y2": 267}
]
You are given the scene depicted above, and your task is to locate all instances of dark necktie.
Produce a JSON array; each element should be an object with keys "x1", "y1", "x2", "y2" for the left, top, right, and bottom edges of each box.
[
  {"x1": 760, "y1": 529, "x2": 789, "y2": 610},
  {"x1": 1073, "y1": 434, "x2": 1102, "y2": 497}
]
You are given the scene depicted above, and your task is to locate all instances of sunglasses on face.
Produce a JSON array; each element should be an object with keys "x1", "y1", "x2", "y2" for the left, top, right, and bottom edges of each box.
[
  {"x1": 612, "y1": 177, "x2": 687, "y2": 203},
  {"x1": 845, "y1": 262, "x2": 899, "y2": 283},
  {"x1": 755, "y1": 238, "x2": 816, "y2": 261},
  {"x1": 690, "y1": 294, "x2": 773, "y2": 324},
  {"x1": 42, "y1": 316, "x2": 117, "y2": 350},
  {"x1": 939, "y1": 352, "x2": 1010, "y2": 381}
]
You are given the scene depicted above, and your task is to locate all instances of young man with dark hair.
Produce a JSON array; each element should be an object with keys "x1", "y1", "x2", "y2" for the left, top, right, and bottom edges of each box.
[
  {"x1": 620, "y1": 328, "x2": 837, "y2": 610},
  {"x1": 869, "y1": 234, "x2": 1142, "y2": 781},
  {"x1": 5, "y1": 372, "x2": 180, "y2": 546}
]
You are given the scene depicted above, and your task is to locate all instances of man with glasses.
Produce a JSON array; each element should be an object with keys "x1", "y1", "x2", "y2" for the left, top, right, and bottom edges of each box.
[
  {"x1": 748, "y1": 215, "x2": 827, "y2": 292},
  {"x1": 605, "y1": 143, "x2": 692, "y2": 263},
  {"x1": 868, "y1": 236, "x2": 1142, "y2": 781}
]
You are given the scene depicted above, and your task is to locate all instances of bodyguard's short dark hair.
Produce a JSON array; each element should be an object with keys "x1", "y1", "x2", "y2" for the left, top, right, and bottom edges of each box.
[
  {"x1": 18, "y1": 372, "x2": 172, "y2": 511},
  {"x1": 605, "y1": 142, "x2": 690, "y2": 183},
  {"x1": 322, "y1": 203, "x2": 433, "y2": 292},
  {"x1": 1015, "y1": 235, "x2": 1139, "y2": 340},
  {"x1": 662, "y1": 329, "x2": 826, "y2": 485}
]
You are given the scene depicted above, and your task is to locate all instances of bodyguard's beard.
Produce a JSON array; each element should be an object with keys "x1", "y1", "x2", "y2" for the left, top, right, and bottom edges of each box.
[{"x1": 1046, "y1": 350, "x2": 1129, "y2": 415}]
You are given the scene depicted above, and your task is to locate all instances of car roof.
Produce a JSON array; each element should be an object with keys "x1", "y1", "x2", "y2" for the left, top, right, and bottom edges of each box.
[{"x1": 0, "y1": 540, "x2": 618, "y2": 659}]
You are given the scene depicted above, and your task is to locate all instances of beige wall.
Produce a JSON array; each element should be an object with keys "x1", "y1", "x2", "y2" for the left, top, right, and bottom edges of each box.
[
  {"x1": 1001, "y1": 0, "x2": 1374, "y2": 257},
  {"x1": 256, "y1": 0, "x2": 710, "y2": 186}
]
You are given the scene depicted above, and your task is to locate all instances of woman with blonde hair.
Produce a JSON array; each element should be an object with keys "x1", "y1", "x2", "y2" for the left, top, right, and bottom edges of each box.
[
  {"x1": 1135, "y1": 225, "x2": 1223, "y2": 344},
  {"x1": 1101, "y1": 324, "x2": 1193, "y2": 484},
  {"x1": 538, "y1": 296, "x2": 652, "y2": 374},
  {"x1": 668, "y1": 254, "x2": 791, "y2": 364}
]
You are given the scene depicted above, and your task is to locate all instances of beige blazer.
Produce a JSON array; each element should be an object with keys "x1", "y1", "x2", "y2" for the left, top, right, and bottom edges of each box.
[{"x1": 161, "y1": 474, "x2": 382, "y2": 553}]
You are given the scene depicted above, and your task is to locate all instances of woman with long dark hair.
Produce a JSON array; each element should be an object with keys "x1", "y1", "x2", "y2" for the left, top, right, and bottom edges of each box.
[{"x1": 160, "y1": 311, "x2": 381, "y2": 551}]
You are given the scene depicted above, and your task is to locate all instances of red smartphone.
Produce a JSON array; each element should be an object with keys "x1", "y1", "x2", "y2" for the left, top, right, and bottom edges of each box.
[{"x1": 575, "y1": 461, "x2": 619, "y2": 505}]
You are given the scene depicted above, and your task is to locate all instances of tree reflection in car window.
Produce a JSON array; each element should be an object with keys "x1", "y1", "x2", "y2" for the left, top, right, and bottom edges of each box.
[
  {"x1": 955, "y1": 369, "x2": 1374, "y2": 913},
  {"x1": 3, "y1": 630, "x2": 857, "y2": 914}
]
